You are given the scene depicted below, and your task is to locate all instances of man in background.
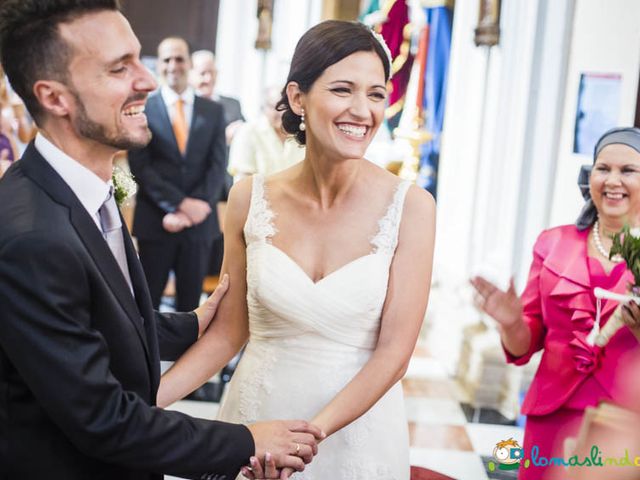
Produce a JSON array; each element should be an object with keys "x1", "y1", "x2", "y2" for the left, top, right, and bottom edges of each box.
[
  {"x1": 189, "y1": 49, "x2": 241, "y2": 291},
  {"x1": 191, "y1": 49, "x2": 244, "y2": 144},
  {"x1": 128, "y1": 37, "x2": 227, "y2": 311}
]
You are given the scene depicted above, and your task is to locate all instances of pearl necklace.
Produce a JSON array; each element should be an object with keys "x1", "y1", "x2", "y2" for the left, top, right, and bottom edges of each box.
[{"x1": 592, "y1": 220, "x2": 623, "y2": 263}]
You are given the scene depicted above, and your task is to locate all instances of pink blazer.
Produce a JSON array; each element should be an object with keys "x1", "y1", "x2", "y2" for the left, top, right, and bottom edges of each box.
[{"x1": 506, "y1": 225, "x2": 639, "y2": 416}]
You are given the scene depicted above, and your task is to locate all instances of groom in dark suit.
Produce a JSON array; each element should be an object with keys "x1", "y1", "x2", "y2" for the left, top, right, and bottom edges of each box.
[
  {"x1": 129, "y1": 37, "x2": 227, "y2": 312},
  {"x1": 0, "y1": 1, "x2": 320, "y2": 479}
]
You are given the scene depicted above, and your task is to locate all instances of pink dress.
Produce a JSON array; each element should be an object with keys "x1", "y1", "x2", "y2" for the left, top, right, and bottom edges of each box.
[{"x1": 505, "y1": 225, "x2": 637, "y2": 480}]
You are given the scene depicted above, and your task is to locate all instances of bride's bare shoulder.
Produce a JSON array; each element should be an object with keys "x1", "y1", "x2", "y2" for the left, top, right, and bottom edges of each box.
[
  {"x1": 400, "y1": 183, "x2": 436, "y2": 244},
  {"x1": 261, "y1": 165, "x2": 302, "y2": 202},
  {"x1": 406, "y1": 184, "x2": 435, "y2": 223},
  {"x1": 226, "y1": 176, "x2": 255, "y2": 227},
  {"x1": 364, "y1": 162, "x2": 436, "y2": 221}
]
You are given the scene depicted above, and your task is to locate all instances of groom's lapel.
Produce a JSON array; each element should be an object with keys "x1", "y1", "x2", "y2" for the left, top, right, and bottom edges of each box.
[
  {"x1": 21, "y1": 144, "x2": 151, "y2": 363},
  {"x1": 122, "y1": 225, "x2": 161, "y2": 387},
  {"x1": 123, "y1": 228, "x2": 155, "y2": 326}
]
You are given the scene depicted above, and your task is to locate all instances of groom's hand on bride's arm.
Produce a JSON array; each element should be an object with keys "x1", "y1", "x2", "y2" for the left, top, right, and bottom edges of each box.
[
  {"x1": 193, "y1": 273, "x2": 229, "y2": 337},
  {"x1": 246, "y1": 420, "x2": 325, "y2": 473}
]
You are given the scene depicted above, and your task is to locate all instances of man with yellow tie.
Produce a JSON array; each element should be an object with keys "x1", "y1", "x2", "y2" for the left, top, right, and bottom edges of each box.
[{"x1": 129, "y1": 37, "x2": 228, "y2": 311}]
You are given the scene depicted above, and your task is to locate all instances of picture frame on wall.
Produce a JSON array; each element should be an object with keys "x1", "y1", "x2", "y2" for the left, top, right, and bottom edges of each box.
[{"x1": 573, "y1": 72, "x2": 622, "y2": 155}]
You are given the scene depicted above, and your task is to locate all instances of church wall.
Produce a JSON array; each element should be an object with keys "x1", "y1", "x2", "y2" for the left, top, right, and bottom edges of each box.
[
  {"x1": 549, "y1": 0, "x2": 640, "y2": 228},
  {"x1": 427, "y1": 0, "x2": 574, "y2": 373},
  {"x1": 429, "y1": 0, "x2": 640, "y2": 378}
]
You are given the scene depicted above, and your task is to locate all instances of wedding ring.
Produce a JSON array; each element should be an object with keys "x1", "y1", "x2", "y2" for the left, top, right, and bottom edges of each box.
[{"x1": 295, "y1": 443, "x2": 300, "y2": 455}]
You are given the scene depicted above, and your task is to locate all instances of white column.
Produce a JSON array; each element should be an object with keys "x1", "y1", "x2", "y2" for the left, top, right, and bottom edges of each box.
[
  {"x1": 215, "y1": 0, "x2": 259, "y2": 117},
  {"x1": 431, "y1": 0, "x2": 490, "y2": 288},
  {"x1": 434, "y1": 0, "x2": 544, "y2": 290},
  {"x1": 467, "y1": 0, "x2": 541, "y2": 286},
  {"x1": 426, "y1": 0, "x2": 572, "y2": 373},
  {"x1": 512, "y1": 0, "x2": 576, "y2": 285}
]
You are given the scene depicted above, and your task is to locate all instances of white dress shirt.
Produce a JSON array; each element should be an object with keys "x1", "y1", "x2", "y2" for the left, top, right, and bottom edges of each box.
[{"x1": 34, "y1": 133, "x2": 111, "y2": 230}]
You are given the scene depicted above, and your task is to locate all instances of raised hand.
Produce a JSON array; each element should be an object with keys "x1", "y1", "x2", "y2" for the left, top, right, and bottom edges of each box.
[
  {"x1": 470, "y1": 276, "x2": 523, "y2": 329},
  {"x1": 470, "y1": 276, "x2": 532, "y2": 357}
]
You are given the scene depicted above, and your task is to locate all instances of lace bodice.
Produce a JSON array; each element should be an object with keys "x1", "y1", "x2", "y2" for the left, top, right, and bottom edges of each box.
[
  {"x1": 244, "y1": 174, "x2": 411, "y2": 254},
  {"x1": 243, "y1": 174, "x2": 278, "y2": 244}
]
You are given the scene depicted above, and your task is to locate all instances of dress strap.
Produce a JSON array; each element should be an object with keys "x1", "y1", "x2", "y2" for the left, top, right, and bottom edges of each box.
[
  {"x1": 244, "y1": 174, "x2": 277, "y2": 244},
  {"x1": 370, "y1": 180, "x2": 412, "y2": 254}
]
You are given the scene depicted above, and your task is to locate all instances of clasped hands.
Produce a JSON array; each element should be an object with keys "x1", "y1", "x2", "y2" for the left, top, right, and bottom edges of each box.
[
  {"x1": 162, "y1": 197, "x2": 211, "y2": 233},
  {"x1": 243, "y1": 420, "x2": 326, "y2": 480}
]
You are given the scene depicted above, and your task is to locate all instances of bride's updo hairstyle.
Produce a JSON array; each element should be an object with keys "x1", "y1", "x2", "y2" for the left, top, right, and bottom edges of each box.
[{"x1": 277, "y1": 20, "x2": 391, "y2": 145}]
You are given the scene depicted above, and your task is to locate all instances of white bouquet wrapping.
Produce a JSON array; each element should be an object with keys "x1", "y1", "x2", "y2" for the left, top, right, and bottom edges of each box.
[{"x1": 588, "y1": 225, "x2": 640, "y2": 347}]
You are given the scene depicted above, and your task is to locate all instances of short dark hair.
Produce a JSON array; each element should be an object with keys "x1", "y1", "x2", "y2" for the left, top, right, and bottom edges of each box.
[
  {"x1": 0, "y1": 0, "x2": 121, "y2": 124},
  {"x1": 277, "y1": 20, "x2": 391, "y2": 145},
  {"x1": 157, "y1": 36, "x2": 192, "y2": 57}
]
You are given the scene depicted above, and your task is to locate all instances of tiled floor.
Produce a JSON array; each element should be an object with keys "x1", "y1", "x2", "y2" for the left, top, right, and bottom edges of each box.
[
  {"x1": 166, "y1": 344, "x2": 524, "y2": 480},
  {"x1": 402, "y1": 348, "x2": 522, "y2": 480}
]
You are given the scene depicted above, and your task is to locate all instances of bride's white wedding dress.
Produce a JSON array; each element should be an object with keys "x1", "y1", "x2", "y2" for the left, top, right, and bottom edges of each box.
[{"x1": 217, "y1": 174, "x2": 412, "y2": 479}]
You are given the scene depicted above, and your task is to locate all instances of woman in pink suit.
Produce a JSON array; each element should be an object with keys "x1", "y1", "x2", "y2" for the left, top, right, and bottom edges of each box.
[{"x1": 472, "y1": 127, "x2": 640, "y2": 480}]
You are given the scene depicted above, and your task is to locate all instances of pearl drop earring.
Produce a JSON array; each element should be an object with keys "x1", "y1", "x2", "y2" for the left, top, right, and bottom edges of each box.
[{"x1": 299, "y1": 109, "x2": 306, "y2": 132}]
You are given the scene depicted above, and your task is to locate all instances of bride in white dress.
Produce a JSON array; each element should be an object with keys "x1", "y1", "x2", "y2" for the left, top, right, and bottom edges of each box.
[{"x1": 158, "y1": 20, "x2": 436, "y2": 479}]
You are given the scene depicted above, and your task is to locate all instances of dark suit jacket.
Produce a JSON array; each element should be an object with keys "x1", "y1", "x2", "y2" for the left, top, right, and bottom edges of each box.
[
  {"x1": 128, "y1": 93, "x2": 228, "y2": 242},
  {"x1": 0, "y1": 144, "x2": 253, "y2": 480},
  {"x1": 218, "y1": 95, "x2": 245, "y2": 125}
]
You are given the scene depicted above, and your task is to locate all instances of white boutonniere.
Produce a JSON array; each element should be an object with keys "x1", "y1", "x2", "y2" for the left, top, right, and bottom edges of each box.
[{"x1": 112, "y1": 166, "x2": 137, "y2": 206}]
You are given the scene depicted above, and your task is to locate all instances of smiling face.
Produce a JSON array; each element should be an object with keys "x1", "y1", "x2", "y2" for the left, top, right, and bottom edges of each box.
[
  {"x1": 295, "y1": 50, "x2": 386, "y2": 161},
  {"x1": 590, "y1": 144, "x2": 640, "y2": 227},
  {"x1": 157, "y1": 38, "x2": 191, "y2": 94},
  {"x1": 60, "y1": 10, "x2": 156, "y2": 151}
]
